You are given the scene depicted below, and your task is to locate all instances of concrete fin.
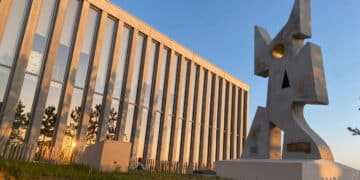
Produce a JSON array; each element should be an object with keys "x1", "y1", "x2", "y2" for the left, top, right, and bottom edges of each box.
[
  {"x1": 288, "y1": 0, "x2": 312, "y2": 39},
  {"x1": 254, "y1": 26, "x2": 271, "y2": 77}
]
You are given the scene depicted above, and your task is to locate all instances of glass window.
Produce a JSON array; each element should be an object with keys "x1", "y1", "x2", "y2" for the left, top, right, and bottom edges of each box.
[
  {"x1": 156, "y1": 48, "x2": 169, "y2": 108},
  {"x1": 25, "y1": 0, "x2": 57, "y2": 75},
  {"x1": 150, "y1": 47, "x2": 169, "y2": 160},
  {"x1": 0, "y1": 0, "x2": 30, "y2": 66},
  {"x1": 17, "y1": 0, "x2": 57, "y2": 122},
  {"x1": 207, "y1": 73, "x2": 216, "y2": 163},
  {"x1": 173, "y1": 59, "x2": 188, "y2": 161},
  {"x1": 74, "y1": 9, "x2": 99, "y2": 89},
  {"x1": 168, "y1": 55, "x2": 180, "y2": 115},
  {"x1": 179, "y1": 60, "x2": 192, "y2": 163},
  {"x1": 204, "y1": 72, "x2": 213, "y2": 163},
  {"x1": 194, "y1": 68, "x2": 204, "y2": 163},
  {"x1": 242, "y1": 91, "x2": 248, "y2": 148},
  {"x1": 0, "y1": 66, "x2": 10, "y2": 101},
  {"x1": 136, "y1": 108, "x2": 148, "y2": 158},
  {"x1": 52, "y1": 0, "x2": 81, "y2": 82},
  {"x1": 94, "y1": 18, "x2": 116, "y2": 94},
  {"x1": 151, "y1": 112, "x2": 161, "y2": 160},
  {"x1": 179, "y1": 61, "x2": 189, "y2": 119},
  {"x1": 44, "y1": 0, "x2": 80, "y2": 107},
  {"x1": 87, "y1": 93, "x2": 103, "y2": 145},
  {"x1": 128, "y1": 34, "x2": 146, "y2": 103},
  {"x1": 112, "y1": 26, "x2": 131, "y2": 99},
  {"x1": 200, "y1": 70, "x2": 211, "y2": 163},
  {"x1": 106, "y1": 99, "x2": 119, "y2": 140},
  {"x1": 143, "y1": 42, "x2": 158, "y2": 106},
  {"x1": 124, "y1": 34, "x2": 146, "y2": 142},
  {"x1": 107, "y1": 26, "x2": 132, "y2": 140},
  {"x1": 223, "y1": 81, "x2": 229, "y2": 159},
  {"x1": 40, "y1": 0, "x2": 80, "y2": 149},
  {"x1": 190, "y1": 65, "x2": 202, "y2": 162},
  {"x1": 163, "y1": 54, "x2": 178, "y2": 159},
  {"x1": 137, "y1": 41, "x2": 158, "y2": 158},
  {"x1": 85, "y1": 17, "x2": 116, "y2": 145},
  {"x1": 46, "y1": 81, "x2": 62, "y2": 107},
  {"x1": 0, "y1": 0, "x2": 30, "y2": 102},
  {"x1": 216, "y1": 78, "x2": 223, "y2": 160},
  {"x1": 67, "y1": 8, "x2": 100, "y2": 140},
  {"x1": 230, "y1": 85, "x2": 236, "y2": 157},
  {"x1": 236, "y1": 88, "x2": 242, "y2": 157}
]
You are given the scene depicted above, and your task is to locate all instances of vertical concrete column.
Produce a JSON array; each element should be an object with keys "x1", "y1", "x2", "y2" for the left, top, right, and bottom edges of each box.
[
  {"x1": 237, "y1": 88, "x2": 244, "y2": 158},
  {"x1": 77, "y1": 11, "x2": 108, "y2": 151},
  {"x1": 243, "y1": 91, "x2": 249, "y2": 150},
  {"x1": 200, "y1": 70, "x2": 211, "y2": 167},
  {"x1": 0, "y1": 0, "x2": 12, "y2": 44},
  {"x1": 226, "y1": 83, "x2": 233, "y2": 160},
  {"x1": 130, "y1": 35, "x2": 152, "y2": 158},
  {"x1": 238, "y1": 88, "x2": 243, "y2": 158},
  {"x1": 143, "y1": 43, "x2": 163, "y2": 161},
  {"x1": 209, "y1": 75, "x2": 219, "y2": 166},
  {"x1": 179, "y1": 61, "x2": 195, "y2": 165},
  {"x1": 53, "y1": 1, "x2": 90, "y2": 151},
  {"x1": 191, "y1": 67, "x2": 204, "y2": 165},
  {"x1": 117, "y1": 29, "x2": 139, "y2": 141},
  {"x1": 216, "y1": 78, "x2": 225, "y2": 161},
  {"x1": 98, "y1": 22, "x2": 124, "y2": 141},
  {"x1": 169, "y1": 57, "x2": 185, "y2": 162},
  {"x1": 0, "y1": 0, "x2": 43, "y2": 138},
  {"x1": 26, "y1": 0, "x2": 69, "y2": 147},
  {"x1": 232, "y1": 86, "x2": 239, "y2": 159},
  {"x1": 157, "y1": 50, "x2": 176, "y2": 161}
]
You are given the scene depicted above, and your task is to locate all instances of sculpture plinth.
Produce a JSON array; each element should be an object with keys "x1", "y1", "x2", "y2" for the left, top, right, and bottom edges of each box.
[
  {"x1": 216, "y1": 0, "x2": 360, "y2": 179},
  {"x1": 216, "y1": 159, "x2": 360, "y2": 180}
]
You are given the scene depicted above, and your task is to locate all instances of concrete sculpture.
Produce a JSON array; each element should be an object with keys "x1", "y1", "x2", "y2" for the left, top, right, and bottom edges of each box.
[
  {"x1": 242, "y1": 0, "x2": 333, "y2": 161},
  {"x1": 216, "y1": 0, "x2": 360, "y2": 179}
]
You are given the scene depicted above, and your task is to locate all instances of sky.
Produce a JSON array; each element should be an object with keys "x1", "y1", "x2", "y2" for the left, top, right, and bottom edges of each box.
[{"x1": 111, "y1": 0, "x2": 360, "y2": 169}]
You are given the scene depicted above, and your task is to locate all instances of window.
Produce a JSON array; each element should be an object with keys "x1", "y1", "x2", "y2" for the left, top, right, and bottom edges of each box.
[
  {"x1": 0, "y1": 0, "x2": 31, "y2": 101},
  {"x1": 87, "y1": 17, "x2": 116, "y2": 145},
  {"x1": 44, "y1": 0, "x2": 81, "y2": 111},
  {"x1": 150, "y1": 47, "x2": 169, "y2": 160},
  {"x1": 107, "y1": 26, "x2": 132, "y2": 140},
  {"x1": 162, "y1": 53, "x2": 179, "y2": 160},
  {"x1": 136, "y1": 41, "x2": 158, "y2": 158},
  {"x1": 18, "y1": 0, "x2": 58, "y2": 122},
  {"x1": 123, "y1": 34, "x2": 146, "y2": 142},
  {"x1": 66, "y1": 8, "x2": 100, "y2": 140}
]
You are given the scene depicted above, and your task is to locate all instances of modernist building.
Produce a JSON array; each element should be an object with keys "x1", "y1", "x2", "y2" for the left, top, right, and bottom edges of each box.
[{"x1": 0, "y1": 0, "x2": 249, "y2": 168}]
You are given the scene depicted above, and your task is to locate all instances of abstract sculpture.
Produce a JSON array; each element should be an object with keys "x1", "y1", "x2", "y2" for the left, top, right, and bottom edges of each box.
[
  {"x1": 216, "y1": 1, "x2": 360, "y2": 179},
  {"x1": 242, "y1": 0, "x2": 334, "y2": 161}
]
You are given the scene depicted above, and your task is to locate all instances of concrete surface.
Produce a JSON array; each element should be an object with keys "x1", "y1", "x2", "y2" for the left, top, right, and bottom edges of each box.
[
  {"x1": 216, "y1": 159, "x2": 360, "y2": 180},
  {"x1": 81, "y1": 141, "x2": 131, "y2": 172}
]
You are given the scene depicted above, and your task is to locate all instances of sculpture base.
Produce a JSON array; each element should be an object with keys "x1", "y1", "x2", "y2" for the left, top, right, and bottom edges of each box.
[
  {"x1": 215, "y1": 159, "x2": 360, "y2": 180},
  {"x1": 81, "y1": 141, "x2": 131, "y2": 172}
]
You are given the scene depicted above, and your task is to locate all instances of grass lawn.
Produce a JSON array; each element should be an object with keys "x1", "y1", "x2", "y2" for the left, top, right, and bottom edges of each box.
[{"x1": 0, "y1": 158, "x2": 227, "y2": 180}]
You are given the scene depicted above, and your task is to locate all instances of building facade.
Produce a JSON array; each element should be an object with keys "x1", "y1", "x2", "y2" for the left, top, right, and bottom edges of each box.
[{"x1": 0, "y1": 0, "x2": 249, "y2": 168}]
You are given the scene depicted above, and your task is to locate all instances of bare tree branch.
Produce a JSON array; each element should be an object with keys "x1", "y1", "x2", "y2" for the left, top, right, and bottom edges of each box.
[{"x1": 348, "y1": 127, "x2": 360, "y2": 136}]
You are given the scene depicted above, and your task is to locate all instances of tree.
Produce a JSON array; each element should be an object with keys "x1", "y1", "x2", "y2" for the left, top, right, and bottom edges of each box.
[
  {"x1": 10, "y1": 101, "x2": 30, "y2": 145},
  {"x1": 347, "y1": 106, "x2": 360, "y2": 135},
  {"x1": 65, "y1": 106, "x2": 81, "y2": 139},
  {"x1": 38, "y1": 106, "x2": 57, "y2": 146},
  {"x1": 86, "y1": 104, "x2": 101, "y2": 145},
  {"x1": 106, "y1": 107, "x2": 118, "y2": 140},
  {"x1": 348, "y1": 127, "x2": 360, "y2": 135}
]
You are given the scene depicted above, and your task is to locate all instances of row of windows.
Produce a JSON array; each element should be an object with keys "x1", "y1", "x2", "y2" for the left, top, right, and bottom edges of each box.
[{"x1": 0, "y1": 0, "x2": 248, "y2": 165}]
